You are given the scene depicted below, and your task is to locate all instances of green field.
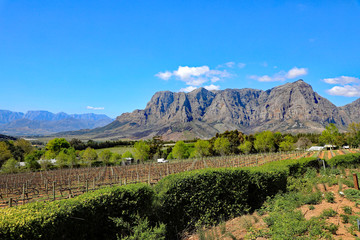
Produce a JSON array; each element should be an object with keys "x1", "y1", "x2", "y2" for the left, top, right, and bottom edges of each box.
[{"x1": 95, "y1": 146, "x2": 134, "y2": 155}]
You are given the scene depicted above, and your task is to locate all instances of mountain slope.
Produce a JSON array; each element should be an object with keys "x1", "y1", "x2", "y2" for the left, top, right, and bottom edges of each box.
[
  {"x1": 0, "y1": 111, "x2": 114, "y2": 136},
  {"x1": 55, "y1": 80, "x2": 359, "y2": 140}
]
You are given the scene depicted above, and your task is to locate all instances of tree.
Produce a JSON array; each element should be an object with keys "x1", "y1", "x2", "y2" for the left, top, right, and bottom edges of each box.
[
  {"x1": 148, "y1": 136, "x2": 164, "y2": 159},
  {"x1": 1, "y1": 158, "x2": 18, "y2": 173},
  {"x1": 0, "y1": 142, "x2": 12, "y2": 167},
  {"x1": 14, "y1": 139, "x2": 33, "y2": 155},
  {"x1": 56, "y1": 150, "x2": 69, "y2": 168},
  {"x1": 99, "y1": 150, "x2": 112, "y2": 165},
  {"x1": 346, "y1": 122, "x2": 360, "y2": 148},
  {"x1": 294, "y1": 137, "x2": 312, "y2": 150},
  {"x1": 122, "y1": 151, "x2": 133, "y2": 159},
  {"x1": 69, "y1": 138, "x2": 86, "y2": 150},
  {"x1": 110, "y1": 153, "x2": 122, "y2": 164},
  {"x1": 46, "y1": 138, "x2": 70, "y2": 154},
  {"x1": 319, "y1": 123, "x2": 339, "y2": 149},
  {"x1": 238, "y1": 140, "x2": 252, "y2": 154},
  {"x1": 81, "y1": 147, "x2": 98, "y2": 166},
  {"x1": 194, "y1": 140, "x2": 211, "y2": 159},
  {"x1": 254, "y1": 131, "x2": 275, "y2": 152},
  {"x1": 172, "y1": 141, "x2": 187, "y2": 159},
  {"x1": 133, "y1": 141, "x2": 150, "y2": 162},
  {"x1": 279, "y1": 136, "x2": 294, "y2": 152},
  {"x1": 214, "y1": 137, "x2": 231, "y2": 156},
  {"x1": 24, "y1": 154, "x2": 40, "y2": 171}
]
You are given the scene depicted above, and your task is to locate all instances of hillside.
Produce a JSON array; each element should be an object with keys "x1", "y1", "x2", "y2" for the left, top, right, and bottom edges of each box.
[
  {"x1": 0, "y1": 110, "x2": 113, "y2": 136},
  {"x1": 58, "y1": 80, "x2": 358, "y2": 141}
]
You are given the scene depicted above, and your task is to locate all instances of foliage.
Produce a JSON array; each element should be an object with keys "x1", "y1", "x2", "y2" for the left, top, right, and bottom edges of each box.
[
  {"x1": 344, "y1": 189, "x2": 360, "y2": 202},
  {"x1": 214, "y1": 137, "x2": 231, "y2": 156},
  {"x1": 46, "y1": 138, "x2": 70, "y2": 154},
  {"x1": 194, "y1": 140, "x2": 211, "y2": 159},
  {"x1": 1, "y1": 158, "x2": 18, "y2": 173},
  {"x1": 254, "y1": 131, "x2": 275, "y2": 152},
  {"x1": 0, "y1": 142, "x2": 12, "y2": 167},
  {"x1": 81, "y1": 147, "x2": 98, "y2": 166},
  {"x1": 238, "y1": 140, "x2": 252, "y2": 154},
  {"x1": 114, "y1": 215, "x2": 166, "y2": 240},
  {"x1": 99, "y1": 150, "x2": 112, "y2": 165},
  {"x1": 24, "y1": 154, "x2": 40, "y2": 170},
  {"x1": 295, "y1": 137, "x2": 312, "y2": 150},
  {"x1": 122, "y1": 151, "x2": 133, "y2": 159},
  {"x1": 0, "y1": 184, "x2": 155, "y2": 240},
  {"x1": 279, "y1": 135, "x2": 294, "y2": 152},
  {"x1": 133, "y1": 140, "x2": 150, "y2": 162},
  {"x1": 155, "y1": 166, "x2": 287, "y2": 238},
  {"x1": 324, "y1": 192, "x2": 335, "y2": 203},
  {"x1": 172, "y1": 141, "x2": 187, "y2": 159},
  {"x1": 319, "y1": 123, "x2": 339, "y2": 147}
]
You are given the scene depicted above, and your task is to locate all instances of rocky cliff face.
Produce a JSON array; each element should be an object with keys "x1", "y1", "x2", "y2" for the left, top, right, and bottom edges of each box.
[{"x1": 66, "y1": 80, "x2": 358, "y2": 140}]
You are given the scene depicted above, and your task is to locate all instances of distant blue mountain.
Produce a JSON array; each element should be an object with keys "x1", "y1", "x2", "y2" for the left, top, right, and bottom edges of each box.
[{"x1": 0, "y1": 110, "x2": 114, "y2": 136}]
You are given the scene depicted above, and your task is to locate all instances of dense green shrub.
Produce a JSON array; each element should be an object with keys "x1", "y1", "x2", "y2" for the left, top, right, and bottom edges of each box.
[
  {"x1": 327, "y1": 153, "x2": 360, "y2": 168},
  {"x1": 155, "y1": 166, "x2": 287, "y2": 238},
  {"x1": 0, "y1": 184, "x2": 154, "y2": 240}
]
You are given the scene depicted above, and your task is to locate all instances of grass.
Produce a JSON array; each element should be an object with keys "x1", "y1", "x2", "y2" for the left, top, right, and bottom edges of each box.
[{"x1": 95, "y1": 146, "x2": 134, "y2": 155}]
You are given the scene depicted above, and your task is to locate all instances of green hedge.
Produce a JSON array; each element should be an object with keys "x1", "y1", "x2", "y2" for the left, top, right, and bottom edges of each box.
[
  {"x1": 0, "y1": 184, "x2": 154, "y2": 240},
  {"x1": 154, "y1": 166, "x2": 288, "y2": 238},
  {"x1": 326, "y1": 153, "x2": 360, "y2": 168}
]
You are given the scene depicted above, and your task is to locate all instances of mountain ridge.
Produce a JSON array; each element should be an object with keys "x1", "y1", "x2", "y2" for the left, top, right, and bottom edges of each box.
[
  {"x1": 0, "y1": 110, "x2": 114, "y2": 136},
  {"x1": 59, "y1": 80, "x2": 359, "y2": 141}
]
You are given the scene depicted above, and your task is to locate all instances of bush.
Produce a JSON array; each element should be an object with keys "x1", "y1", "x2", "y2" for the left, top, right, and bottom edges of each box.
[
  {"x1": 325, "y1": 192, "x2": 335, "y2": 203},
  {"x1": 155, "y1": 166, "x2": 287, "y2": 238},
  {"x1": 327, "y1": 153, "x2": 360, "y2": 168},
  {"x1": 0, "y1": 184, "x2": 155, "y2": 240}
]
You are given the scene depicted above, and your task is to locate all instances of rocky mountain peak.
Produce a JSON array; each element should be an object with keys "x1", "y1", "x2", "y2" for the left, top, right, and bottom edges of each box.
[{"x1": 69, "y1": 80, "x2": 360, "y2": 141}]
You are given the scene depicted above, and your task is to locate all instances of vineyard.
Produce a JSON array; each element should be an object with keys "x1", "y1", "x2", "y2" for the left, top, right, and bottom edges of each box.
[{"x1": 0, "y1": 150, "x2": 312, "y2": 208}]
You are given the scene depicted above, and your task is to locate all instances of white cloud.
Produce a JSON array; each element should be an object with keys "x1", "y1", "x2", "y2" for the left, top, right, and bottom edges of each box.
[
  {"x1": 156, "y1": 65, "x2": 231, "y2": 86},
  {"x1": 238, "y1": 63, "x2": 246, "y2": 69},
  {"x1": 204, "y1": 84, "x2": 220, "y2": 91},
  {"x1": 179, "y1": 86, "x2": 197, "y2": 93},
  {"x1": 326, "y1": 85, "x2": 360, "y2": 97},
  {"x1": 155, "y1": 71, "x2": 172, "y2": 80},
  {"x1": 249, "y1": 67, "x2": 308, "y2": 82},
  {"x1": 286, "y1": 67, "x2": 308, "y2": 79},
  {"x1": 323, "y1": 76, "x2": 360, "y2": 85},
  {"x1": 87, "y1": 106, "x2": 104, "y2": 110},
  {"x1": 262, "y1": 62, "x2": 268, "y2": 67},
  {"x1": 225, "y1": 62, "x2": 235, "y2": 68}
]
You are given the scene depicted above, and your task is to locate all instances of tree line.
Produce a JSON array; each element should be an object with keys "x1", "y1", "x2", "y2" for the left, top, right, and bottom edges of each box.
[{"x1": 1, "y1": 123, "x2": 360, "y2": 173}]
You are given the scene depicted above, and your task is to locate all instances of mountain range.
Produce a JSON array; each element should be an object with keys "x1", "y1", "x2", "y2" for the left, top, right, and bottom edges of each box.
[
  {"x1": 0, "y1": 110, "x2": 113, "y2": 136},
  {"x1": 59, "y1": 80, "x2": 360, "y2": 141}
]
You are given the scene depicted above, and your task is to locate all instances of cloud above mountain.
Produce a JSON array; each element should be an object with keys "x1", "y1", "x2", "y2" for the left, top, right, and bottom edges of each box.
[
  {"x1": 249, "y1": 67, "x2": 308, "y2": 82},
  {"x1": 324, "y1": 76, "x2": 360, "y2": 97}
]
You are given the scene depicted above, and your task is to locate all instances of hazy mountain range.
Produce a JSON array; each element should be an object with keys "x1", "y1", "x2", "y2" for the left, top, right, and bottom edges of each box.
[
  {"x1": 0, "y1": 110, "x2": 113, "y2": 136},
  {"x1": 58, "y1": 80, "x2": 360, "y2": 141}
]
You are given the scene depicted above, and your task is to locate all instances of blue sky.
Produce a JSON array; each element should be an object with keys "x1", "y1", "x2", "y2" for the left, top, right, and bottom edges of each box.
[{"x1": 1, "y1": 0, "x2": 360, "y2": 118}]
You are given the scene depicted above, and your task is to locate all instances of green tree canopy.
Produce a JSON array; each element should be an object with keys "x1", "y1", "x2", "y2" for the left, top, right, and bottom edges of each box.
[
  {"x1": 172, "y1": 141, "x2": 187, "y2": 159},
  {"x1": 238, "y1": 140, "x2": 252, "y2": 154},
  {"x1": 14, "y1": 139, "x2": 33, "y2": 155},
  {"x1": 254, "y1": 131, "x2": 275, "y2": 152},
  {"x1": 319, "y1": 123, "x2": 339, "y2": 148},
  {"x1": 1, "y1": 158, "x2": 18, "y2": 173},
  {"x1": 214, "y1": 137, "x2": 231, "y2": 156},
  {"x1": 279, "y1": 136, "x2": 294, "y2": 152},
  {"x1": 122, "y1": 151, "x2": 133, "y2": 159},
  {"x1": 194, "y1": 140, "x2": 211, "y2": 159},
  {"x1": 0, "y1": 142, "x2": 12, "y2": 167},
  {"x1": 99, "y1": 150, "x2": 112, "y2": 165},
  {"x1": 133, "y1": 141, "x2": 150, "y2": 162},
  {"x1": 81, "y1": 147, "x2": 98, "y2": 166},
  {"x1": 46, "y1": 138, "x2": 70, "y2": 153}
]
